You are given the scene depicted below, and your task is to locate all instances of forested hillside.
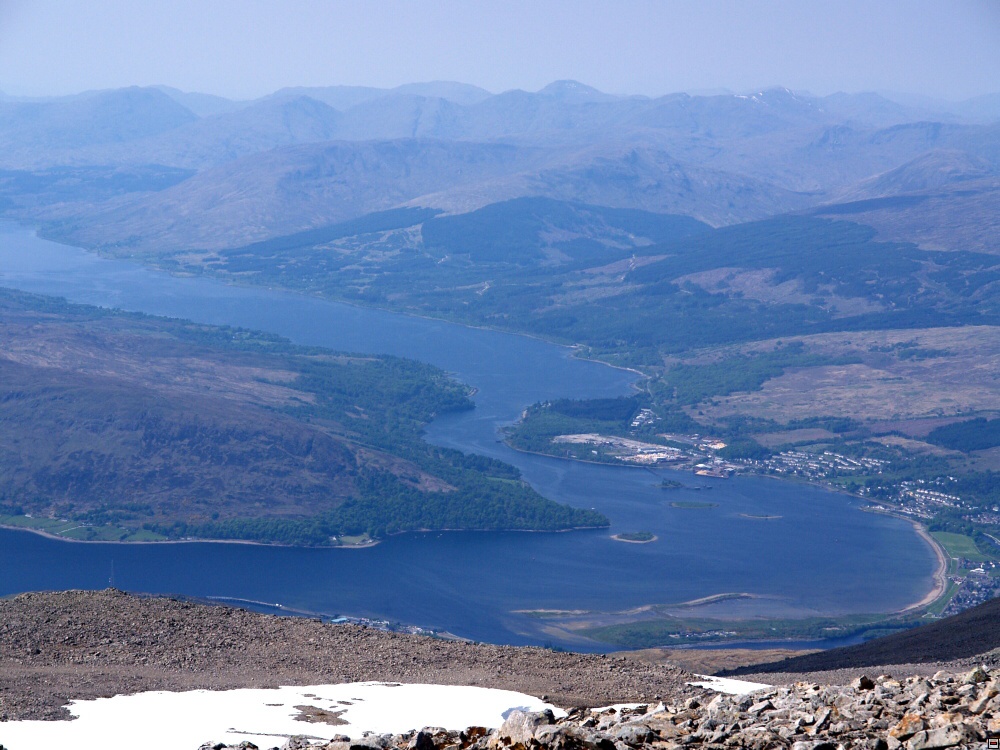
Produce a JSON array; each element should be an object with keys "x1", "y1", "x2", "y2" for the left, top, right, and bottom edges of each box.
[{"x1": 0, "y1": 289, "x2": 607, "y2": 544}]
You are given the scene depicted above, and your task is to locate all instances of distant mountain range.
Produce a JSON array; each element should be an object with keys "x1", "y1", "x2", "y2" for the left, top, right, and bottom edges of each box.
[{"x1": 0, "y1": 79, "x2": 996, "y2": 261}]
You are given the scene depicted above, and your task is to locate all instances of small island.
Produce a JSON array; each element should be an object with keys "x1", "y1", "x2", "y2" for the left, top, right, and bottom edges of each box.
[
  {"x1": 670, "y1": 501, "x2": 718, "y2": 509},
  {"x1": 612, "y1": 531, "x2": 658, "y2": 544}
]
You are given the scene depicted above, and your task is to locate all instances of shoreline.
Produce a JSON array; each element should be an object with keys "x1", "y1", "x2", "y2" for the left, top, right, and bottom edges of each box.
[
  {"x1": 0, "y1": 519, "x2": 609, "y2": 549},
  {"x1": 859, "y1": 508, "x2": 950, "y2": 614},
  {"x1": 31, "y1": 224, "x2": 647, "y2": 381},
  {"x1": 504, "y1": 439, "x2": 695, "y2": 472},
  {"x1": 611, "y1": 533, "x2": 658, "y2": 544},
  {"x1": 0, "y1": 522, "x2": 384, "y2": 549},
  {"x1": 900, "y1": 519, "x2": 950, "y2": 614}
]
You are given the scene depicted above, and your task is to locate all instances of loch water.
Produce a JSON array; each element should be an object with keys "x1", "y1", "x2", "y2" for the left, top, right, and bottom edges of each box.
[{"x1": 0, "y1": 224, "x2": 937, "y2": 648}]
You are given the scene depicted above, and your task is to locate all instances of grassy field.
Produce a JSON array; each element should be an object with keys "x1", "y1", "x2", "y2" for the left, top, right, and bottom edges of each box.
[
  {"x1": 581, "y1": 612, "x2": 920, "y2": 648},
  {"x1": 925, "y1": 580, "x2": 962, "y2": 617},
  {"x1": 699, "y1": 326, "x2": 1000, "y2": 425},
  {"x1": 932, "y1": 531, "x2": 991, "y2": 563},
  {"x1": 0, "y1": 514, "x2": 165, "y2": 542}
]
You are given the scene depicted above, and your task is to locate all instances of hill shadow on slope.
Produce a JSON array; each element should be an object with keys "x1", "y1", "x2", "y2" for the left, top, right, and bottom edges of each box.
[{"x1": 720, "y1": 596, "x2": 1000, "y2": 676}]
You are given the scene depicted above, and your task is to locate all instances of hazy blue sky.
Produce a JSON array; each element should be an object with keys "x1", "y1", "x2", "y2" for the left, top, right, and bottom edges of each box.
[{"x1": 0, "y1": 0, "x2": 997, "y2": 100}]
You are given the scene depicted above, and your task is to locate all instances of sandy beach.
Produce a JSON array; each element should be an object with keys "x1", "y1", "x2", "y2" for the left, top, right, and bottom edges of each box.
[{"x1": 899, "y1": 519, "x2": 950, "y2": 613}]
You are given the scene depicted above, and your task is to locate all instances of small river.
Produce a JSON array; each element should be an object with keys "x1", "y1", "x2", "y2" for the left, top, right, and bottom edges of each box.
[{"x1": 0, "y1": 224, "x2": 937, "y2": 648}]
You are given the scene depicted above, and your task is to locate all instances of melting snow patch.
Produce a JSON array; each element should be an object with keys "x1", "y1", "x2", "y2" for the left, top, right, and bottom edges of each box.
[
  {"x1": 589, "y1": 702, "x2": 645, "y2": 712},
  {"x1": 689, "y1": 674, "x2": 772, "y2": 695},
  {"x1": 0, "y1": 682, "x2": 565, "y2": 750}
]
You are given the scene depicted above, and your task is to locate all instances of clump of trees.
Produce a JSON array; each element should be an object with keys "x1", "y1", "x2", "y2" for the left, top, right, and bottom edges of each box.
[{"x1": 927, "y1": 418, "x2": 1000, "y2": 452}]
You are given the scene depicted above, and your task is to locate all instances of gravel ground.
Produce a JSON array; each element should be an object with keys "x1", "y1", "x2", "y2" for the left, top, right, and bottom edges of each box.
[
  {"x1": 6, "y1": 589, "x2": 994, "y2": 727},
  {"x1": 735, "y1": 662, "x2": 964, "y2": 686},
  {"x1": 620, "y1": 647, "x2": 822, "y2": 675},
  {"x1": 0, "y1": 590, "x2": 699, "y2": 722},
  {"x1": 738, "y1": 649, "x2": 1000, "y2": 688}
]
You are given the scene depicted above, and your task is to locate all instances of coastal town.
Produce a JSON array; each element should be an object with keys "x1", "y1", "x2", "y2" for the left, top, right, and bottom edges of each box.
[
  {"x1": 548, "y1": 429, "x2": 895, "y2": 481},
  {"x1": 548, "y1": 429, "x2": 975, "y2": 519}
]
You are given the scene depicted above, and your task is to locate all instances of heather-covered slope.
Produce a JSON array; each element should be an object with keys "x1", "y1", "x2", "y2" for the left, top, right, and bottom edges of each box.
[
  {"x1": 724, "y1": 595, "x2": 1000, "y2": 676},
  {"x1": 0, "y1": 289, "x2": 605, "y2": 544}
]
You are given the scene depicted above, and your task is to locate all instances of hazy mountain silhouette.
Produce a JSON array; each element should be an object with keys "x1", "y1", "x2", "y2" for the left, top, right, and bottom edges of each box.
[{"x1": 1, "y1": 80, "x2": 997, "y2": 256}]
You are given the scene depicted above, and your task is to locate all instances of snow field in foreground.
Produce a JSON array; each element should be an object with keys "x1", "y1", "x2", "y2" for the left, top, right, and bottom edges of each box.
[
  {"x1": 0, "y1": 676, "x2": 774, "y2": 749},
  {"x1": 0, "y1": 681, "x2": 563, "y2": 750}
]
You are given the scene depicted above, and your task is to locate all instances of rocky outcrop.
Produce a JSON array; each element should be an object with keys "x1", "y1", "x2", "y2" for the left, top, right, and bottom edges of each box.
[{"x1": 202, "y1": 668, "x2": 1000, "y2": 750}]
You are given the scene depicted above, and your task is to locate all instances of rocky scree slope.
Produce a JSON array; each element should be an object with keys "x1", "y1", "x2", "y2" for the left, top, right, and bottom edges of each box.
[
  {"x1": 202, "y1": 667, "x2": 1000, "y2": 750},
  {"x1": 0, "y1": 589, "x2": 693, "y2": 722}
]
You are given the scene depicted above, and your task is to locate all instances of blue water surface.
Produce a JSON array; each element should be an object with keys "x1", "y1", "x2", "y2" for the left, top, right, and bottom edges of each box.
[{"x1": 0, "y1": 224, "x2": 937, "y2": 648}]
